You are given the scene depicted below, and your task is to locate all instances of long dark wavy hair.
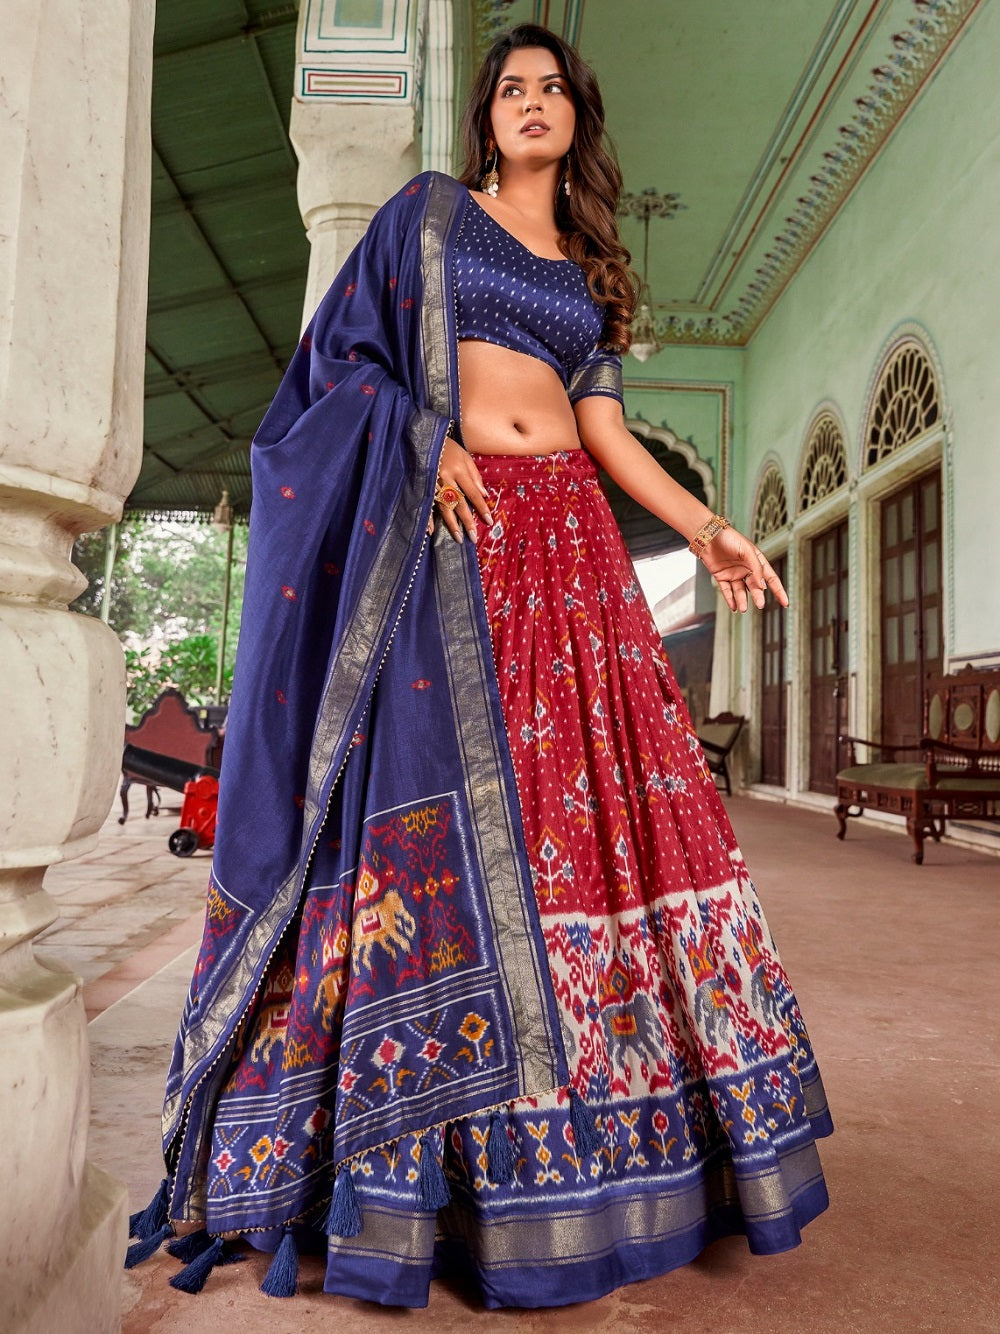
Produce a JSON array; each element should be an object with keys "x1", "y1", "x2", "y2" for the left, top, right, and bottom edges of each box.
[{"x1": 458, "y1": 24, "x2": 637, "y2": 351}]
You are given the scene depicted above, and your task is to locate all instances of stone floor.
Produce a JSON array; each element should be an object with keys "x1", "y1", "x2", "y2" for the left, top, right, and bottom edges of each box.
[{"x1": 48, "y1": 795, "x2": 1000, "y2": 1332}]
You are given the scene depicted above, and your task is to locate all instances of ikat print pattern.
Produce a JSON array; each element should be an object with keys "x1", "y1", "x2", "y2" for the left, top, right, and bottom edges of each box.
[
  {"x1": 205, "y1": 794, "x2": 513, "y2": 1231},
  {"x1": 202, "y1": 447, "x2": 830, "y2": 1283},
  {"x1": 469, "y1": 447, "x2": 828, "y2": 1167}
]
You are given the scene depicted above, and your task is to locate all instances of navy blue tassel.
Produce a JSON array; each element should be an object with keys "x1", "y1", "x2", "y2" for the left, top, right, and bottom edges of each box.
[
  {"x1": 486, "y1": 1110, "x2": 516, "y2": 1185},
  {"x1": 568, "y1": 1088, "x2": 602, "y2": 1159},
  {"x1": 325, "y1": 1167, "x2": 362, "y2": 1238},
  {"x1": 166, "y1": 1229, "x2": 212, "y2": 1264},
  {"x1": 418, "y1": 1133, "x2": 451, "y2": 1211},
  {"x1": 260, "y1": 1228, "x2": 299, "y2": 1298},
  {"x1": 125, "y1": 1222, "x2": 173, "y2": 1268},
  {"x1": 130, "y1": 1178, "x2": 169, "y2": 1240},
  {"x1": 168, "y1": 1235, "x2": 225, "y2": 1293}
]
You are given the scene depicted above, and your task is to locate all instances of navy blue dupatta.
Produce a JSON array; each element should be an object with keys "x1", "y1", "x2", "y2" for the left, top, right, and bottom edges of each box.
[{"x1": 163, "y1": 173, "x2": 568, "y2": 1225}]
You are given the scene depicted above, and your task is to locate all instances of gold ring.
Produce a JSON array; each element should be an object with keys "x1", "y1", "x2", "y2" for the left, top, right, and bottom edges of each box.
[{"x1": 434, "y1": 484, "x2": 461, "y2": 511}]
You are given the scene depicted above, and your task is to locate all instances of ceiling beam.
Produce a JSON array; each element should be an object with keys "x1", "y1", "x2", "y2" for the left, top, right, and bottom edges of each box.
[
  {"x1": 153, "y1": 7, "x2": 299, "y2": 60},
  {"x1": 150, "y1": 140, "x2": 286, "y2": 378},
  {"x1": 145, "y1": 338, "x2": 239, "y2": 441},
  {"x1": 144, "y1": 402, "x2": 274, "y2": 455},
  {"x1": 145, "y1": 347, "x2": 288, "y2": 397},
  {"x1": 147, "y1": 267, "x2": 304, "y2": 316},
  {"x1": 239, "y1": 0, "x2": 297, "y2": 163},
  {"x1": 151, "y1": 173, "x2": 297, "y2": 219}
]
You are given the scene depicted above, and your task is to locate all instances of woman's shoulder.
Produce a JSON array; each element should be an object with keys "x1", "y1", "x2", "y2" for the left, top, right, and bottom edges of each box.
[
  {"x1": 366, "y1": 172, "x2": 464, "y2": 238},
  {"x1": 388, "y1": 170, "x2": 466, "y2": 208}
]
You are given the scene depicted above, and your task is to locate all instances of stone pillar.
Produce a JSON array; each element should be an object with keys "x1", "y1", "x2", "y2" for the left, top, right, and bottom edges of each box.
[
  {"x1": 0, "y1": 2, "x2": 155, "y2": 1331},
  {"x1": 292, "y1": 104, "x2": 423, "y2": 319},
  {"x1": 290, "y1": 0, "x2": 427, "y2": 316}
]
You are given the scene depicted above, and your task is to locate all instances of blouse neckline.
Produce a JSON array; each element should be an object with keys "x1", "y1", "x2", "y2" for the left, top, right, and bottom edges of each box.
[{"x1": 465, "y1": 192, "x2": 572, "y2": 264}]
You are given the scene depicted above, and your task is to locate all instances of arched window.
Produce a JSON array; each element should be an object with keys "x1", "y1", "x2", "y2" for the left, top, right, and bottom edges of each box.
[
  {"x1": 799, "y1": 414, "x2": 847, "y2": 511},
  {"x1": 865, "y1": 339, "x2": 941, "y2": 468},
  {"x1": 751, "y1": 465, "x2": 788, "y2": 543}
]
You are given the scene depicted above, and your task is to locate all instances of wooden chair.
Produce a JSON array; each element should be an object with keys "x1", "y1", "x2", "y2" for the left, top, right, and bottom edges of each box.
[
  {"x1": 835, "y1": 665, "x2": 1000, "y2": 863},
  {"x1": 697, "y1": 712, "x2": 746, "y2": 797}
]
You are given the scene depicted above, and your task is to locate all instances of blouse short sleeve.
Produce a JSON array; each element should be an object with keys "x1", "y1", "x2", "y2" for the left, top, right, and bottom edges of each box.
[{"x1": 567, "y1": 345, "x2": 624, "y2": 406}]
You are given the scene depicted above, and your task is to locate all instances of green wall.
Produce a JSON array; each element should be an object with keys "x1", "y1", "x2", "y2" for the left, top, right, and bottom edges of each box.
[
  {"x1": 741, "y1": 1, "x2": 999, "y2": 665},
  {"x1": 623, "y1": 344, "x2": 744, "y2": 511}
]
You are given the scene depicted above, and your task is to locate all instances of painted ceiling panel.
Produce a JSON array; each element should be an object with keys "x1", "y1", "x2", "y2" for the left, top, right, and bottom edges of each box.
[
  {"x1": 147, "y1": 300, "x2": 267, "y2": 363},
  {"x1": 143, "y1": 393, "x2": 213, "y2": 443},
  {"x1": 199, "y1": 194, "x2": 305, "y2": 282},
  {"x1": 154, "y1": 46, "x2": 289, "y2": 175},
  {"x1": 583, "y1": 0, "x2": 838, "y2": 304},
  {"x1": 146, "y1": 211, "x2": 232, "y2": 301},
  {"x1": 503, "y1": 0, "x2": 980, "y2": 343}
]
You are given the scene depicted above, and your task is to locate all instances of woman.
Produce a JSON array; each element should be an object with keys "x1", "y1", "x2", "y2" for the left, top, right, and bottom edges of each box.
[{"x1": 129, "y1": 23, "x2": 831, "y2": 1310}]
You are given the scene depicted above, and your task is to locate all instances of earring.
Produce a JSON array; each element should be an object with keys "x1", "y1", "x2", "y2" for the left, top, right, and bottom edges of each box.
[
  {"x1": 562, "y1": 155, "x2": 573, "y2": 198},
  {"x1": 481, "y1": 146, "x2": 500, "y2": 198}
]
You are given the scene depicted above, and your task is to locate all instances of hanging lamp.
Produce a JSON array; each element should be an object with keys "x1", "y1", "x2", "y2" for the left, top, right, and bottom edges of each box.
[{"x1": 618, "y1": 189, "x2": 685, "y2": 363}]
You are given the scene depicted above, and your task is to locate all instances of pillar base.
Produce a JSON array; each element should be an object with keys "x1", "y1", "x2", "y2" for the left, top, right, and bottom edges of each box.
[{"x1": 13, "y1": 1163, "x2": 126, "y2": 1334}]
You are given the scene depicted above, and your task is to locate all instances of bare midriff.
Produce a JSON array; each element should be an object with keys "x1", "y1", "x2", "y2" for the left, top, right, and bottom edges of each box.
[{"x1": 457, "y1": 339, "x2": 581, "y2": 455}]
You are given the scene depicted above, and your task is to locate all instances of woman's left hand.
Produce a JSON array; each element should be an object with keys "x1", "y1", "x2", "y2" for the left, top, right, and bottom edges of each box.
[{"x1": 698, "y1": 525, "x2": 789, "y2": 613}]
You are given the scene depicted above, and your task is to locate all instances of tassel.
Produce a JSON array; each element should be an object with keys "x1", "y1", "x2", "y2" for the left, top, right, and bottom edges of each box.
[
  {"x1": 125, "y1": 1222, "x2": 173, "y2": 1268},
  {"x1": 166, "y1": 1229, "x2": 213, "y2": 1264},
  {"x1": 168, "y1": 1235, "x2": 224, "y2": 1293},
  {"x1": 260, "y1": 1228, "x2": 299, "y2": 1298},
  {"x1": 568, "y1": 1088, "x2": 602, "y2": 1159},
  {"x1": 486, "y1": 1110, "x2": 516, "y2": 1185},
  {"x1": 418, "y1": 1133, "x2": 451, "y2": 1211},
  {"x1": 325, "y1": 1166, "x2": 362, "y2": 1238},
  {"x1": 130, "y1": 1178, "x2": 169, "y2": 1240}
]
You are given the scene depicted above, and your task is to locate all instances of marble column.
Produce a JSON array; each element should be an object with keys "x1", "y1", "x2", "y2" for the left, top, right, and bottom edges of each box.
[
  {"x1": 289, "y1": 0, "x2": 427, "y2": 316},
  {"x1": 0, "y1": 2, "x2": 155, "y2": 1331},
  {"x1": 292, "y1": 102, "x2": 423, "y2": 319}
]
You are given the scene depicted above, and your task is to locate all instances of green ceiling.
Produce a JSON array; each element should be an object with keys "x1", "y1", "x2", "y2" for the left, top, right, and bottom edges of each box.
[
  {"x1": 134, "y1": 1, "x2": 305, "y2": 519},
  {"x1": 130, "y1": 0, "x2": 978, "y2": 519}
]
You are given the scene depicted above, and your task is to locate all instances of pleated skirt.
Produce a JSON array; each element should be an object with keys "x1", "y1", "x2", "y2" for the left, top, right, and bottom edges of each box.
[{"x1": 209, "y1": 446, "x2": 832, "y2": 1308}]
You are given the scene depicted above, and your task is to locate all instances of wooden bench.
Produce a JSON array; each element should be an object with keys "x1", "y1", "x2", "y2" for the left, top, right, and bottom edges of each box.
[
  {"x1": 120, "y1": 688, "x2": 225, "y2": 822},
  {"x1": 697, "y1": 712, "x2": 745, "y2": 797},
  {"x1": 834, "y1": 665, "x2": 1000, "y2": 863}
]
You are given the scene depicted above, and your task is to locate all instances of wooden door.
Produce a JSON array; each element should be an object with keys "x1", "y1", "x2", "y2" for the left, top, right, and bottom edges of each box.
[
  {"x1": 809, "y1": 521, "x2": 849, "y2": 793},
  {"x1": 881, "y1": 472, "x2": 943, "y2": 747},
  {"x1": 760, "y1": 553, "x2": 787, "y2": 785}
]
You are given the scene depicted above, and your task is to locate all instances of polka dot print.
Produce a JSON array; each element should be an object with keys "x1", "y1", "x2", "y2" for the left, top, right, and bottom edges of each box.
[
  {"x1": 454, "y1": 197, "x2": 604, "y2": 386},
  {"x1": 474, "y1": 448, "x2": 741, "y2": 923},
  {"x1": 471, "y1": 449, "x2": 816, "y2": 1102}
]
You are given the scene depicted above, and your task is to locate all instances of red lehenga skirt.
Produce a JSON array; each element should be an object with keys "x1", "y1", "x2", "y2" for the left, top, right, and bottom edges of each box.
[{"x1": 203, "y1": 447, "x2": 831, "y2": 1308}]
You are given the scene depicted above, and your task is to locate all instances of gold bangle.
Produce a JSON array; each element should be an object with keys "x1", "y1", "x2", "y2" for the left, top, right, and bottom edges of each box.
[{"x1": 688, "y1": 514, "x2": 730, "y2": 558}]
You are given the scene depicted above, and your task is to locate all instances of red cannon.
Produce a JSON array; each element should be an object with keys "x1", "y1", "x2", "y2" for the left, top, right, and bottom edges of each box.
[
  {"x1": 169, "y1": 773, "x2": 220, "y2": 857},
  {"x1": 122, "y1": 744, "x2": 220, "y2": 857}
]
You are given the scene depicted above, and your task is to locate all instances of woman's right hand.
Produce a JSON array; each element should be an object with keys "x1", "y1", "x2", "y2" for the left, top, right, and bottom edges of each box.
[{"x1": 430, "y1": 436, "x2": 493, "y2": 542}]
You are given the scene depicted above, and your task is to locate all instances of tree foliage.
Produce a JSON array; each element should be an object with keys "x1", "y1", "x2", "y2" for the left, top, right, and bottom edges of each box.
[{"x1": 72, "y1": 518, "x2": 248, "y2": 714}]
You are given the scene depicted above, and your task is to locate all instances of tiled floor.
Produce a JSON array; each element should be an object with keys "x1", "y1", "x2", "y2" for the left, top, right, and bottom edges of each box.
[
  {"x1": 63, "y1": 796, "x2": 1000, "y2": 1331},
  {"x1": 39, "y1": 796, "x2": 207, "y2": 1021}
]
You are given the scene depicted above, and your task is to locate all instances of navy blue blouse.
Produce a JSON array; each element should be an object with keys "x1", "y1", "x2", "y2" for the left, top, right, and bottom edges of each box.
[{"x1": 455, "y1": 196, "x2": 622, "y2": 404}]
